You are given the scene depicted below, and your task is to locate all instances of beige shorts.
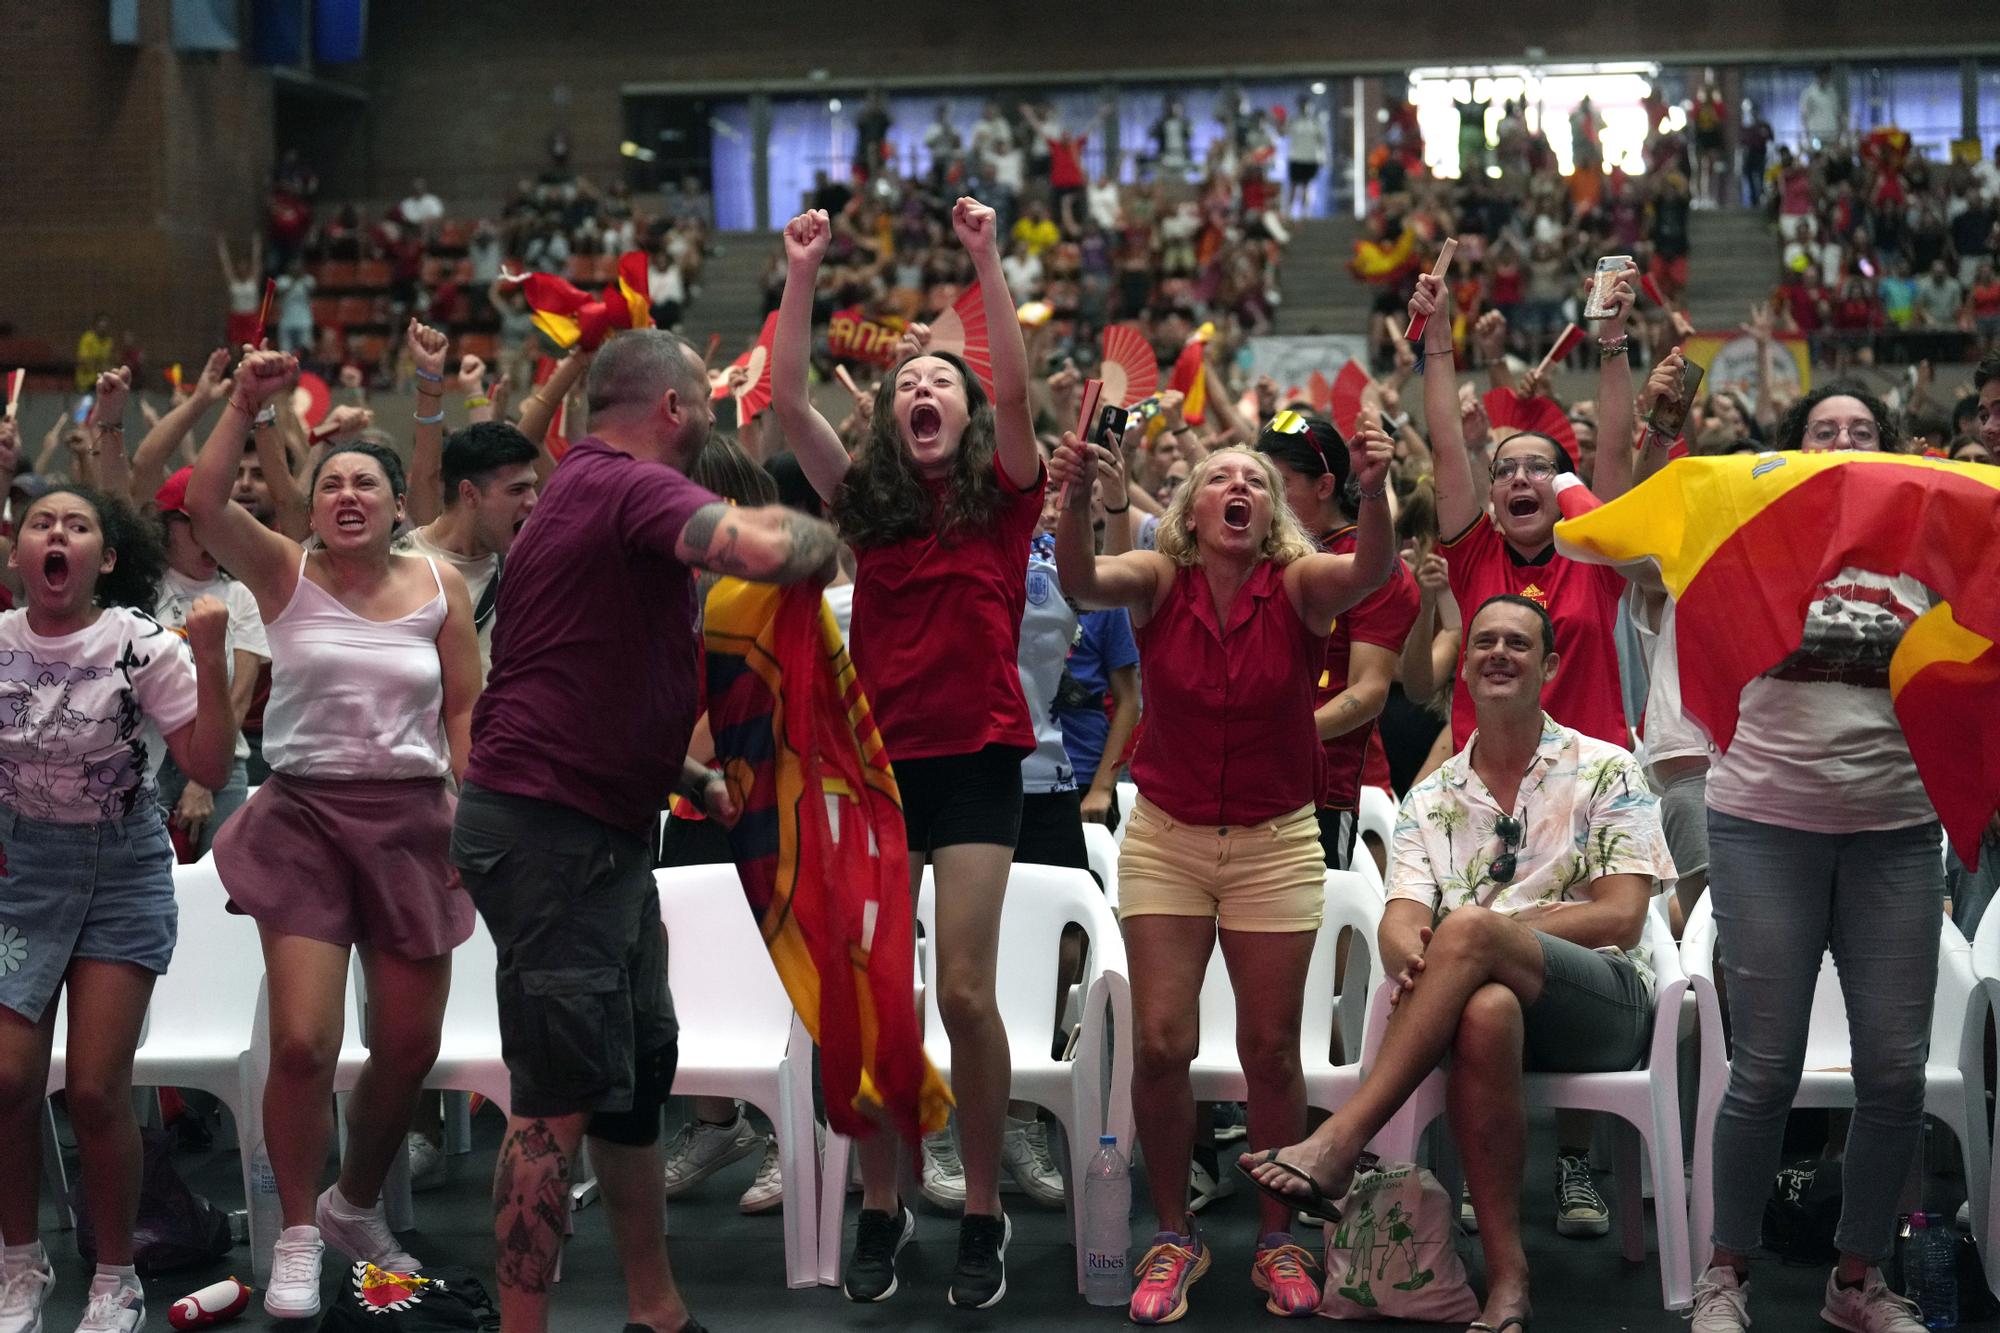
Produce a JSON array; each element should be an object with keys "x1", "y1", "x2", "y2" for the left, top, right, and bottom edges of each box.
[{"x1": 1117, "y1": 795, "x2": 1325, "y2": 933}]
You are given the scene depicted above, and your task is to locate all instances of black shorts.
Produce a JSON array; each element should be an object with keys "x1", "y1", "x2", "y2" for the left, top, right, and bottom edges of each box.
[
  {"x1": 1288, "y1": 159, "x2": 1320, "y2": 187},
  {"x1": 451, "y1": 783, "x2": 677, "y2": 1119},
  {"x1": 1316, "y1": 807, "x2": 1357, "y2": 871},
  {"x1": 1014, "y1": 789, "x2": 1088, "y2": 872},
  {"x1": 894, "y1": 743, "x2": 1026, "y2": 854}
]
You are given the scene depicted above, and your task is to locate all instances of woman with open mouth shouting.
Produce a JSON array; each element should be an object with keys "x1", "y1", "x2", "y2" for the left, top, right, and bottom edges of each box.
[
  {"x1": 183, "y1": 347, "x2": 483, "y2": 1321},
  {"x1": 773, "y1": 197, "x2": 1044, "y2": 1311},
  {"x1": 0, "y1": 484, "x2": 236, "y2": 1333},
  {"x1": 1049, "y1": 427, "x2": 1396, "y2": 1324}
]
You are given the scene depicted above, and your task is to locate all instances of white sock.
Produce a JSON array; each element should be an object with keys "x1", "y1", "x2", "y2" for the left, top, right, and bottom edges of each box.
[
  {"x1": 92, "y1": 1263, "x2": 139, "y2": 1289},
  {"x1": 2, "y1": 1241, "x2": 46, "y2": 1272},
  {"x1": 329, "y1": 1183, "x2": 375, "y2": 1217}
]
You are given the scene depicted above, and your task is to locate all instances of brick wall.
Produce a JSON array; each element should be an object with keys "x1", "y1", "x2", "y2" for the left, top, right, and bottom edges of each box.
[{"x1": 0, "y1": 4, "x2": 271, "y2": 379}]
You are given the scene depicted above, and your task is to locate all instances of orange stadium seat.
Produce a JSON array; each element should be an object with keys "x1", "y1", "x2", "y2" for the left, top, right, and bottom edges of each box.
[{"x1": 353, "y1": 258, "x2": 392, "y2": 289}]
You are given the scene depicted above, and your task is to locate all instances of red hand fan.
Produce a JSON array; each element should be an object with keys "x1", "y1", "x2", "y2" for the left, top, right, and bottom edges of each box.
[
  {"x1": 290, "y1": 371, "x2": 331, "y2": 429},
  {"x1": 728, "y1": 312, "x2": 781, "y2": 422},
  {"x1": 1327, "y1": 360, "x2": 1370, "y2": 437},
  {"x1": 1481, "y1": 386, "x2": 1578, "y2": 457},
  {"x1": 1097, "y1": 324, "x2": 1158, "y2": 409},
  {"x1": 925, "y1": 282, "x2": 995, "y2": 398}
]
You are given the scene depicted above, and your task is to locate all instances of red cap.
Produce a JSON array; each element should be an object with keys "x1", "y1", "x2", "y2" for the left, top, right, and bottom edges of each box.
[{"x1": 154, "y1": 467, "x2": 194, "y2": 517}]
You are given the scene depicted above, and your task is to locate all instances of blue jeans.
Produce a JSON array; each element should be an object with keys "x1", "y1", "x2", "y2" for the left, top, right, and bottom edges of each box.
[
  {"x1": 154, "y1": 756, "x2": 249, "y2": 861},
  {"x1": 1706, "y1": 810, "x2": 1943, "y2": 1264}
]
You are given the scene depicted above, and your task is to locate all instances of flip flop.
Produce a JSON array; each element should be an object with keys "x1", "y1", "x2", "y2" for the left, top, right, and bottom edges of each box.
[
  {"x1": 1467, "y1": 1317, "x2": 1529, "y2": 1332},
  {"x1": 1235, "y1": 1149, "x2": 1344, "y2": 1227}
]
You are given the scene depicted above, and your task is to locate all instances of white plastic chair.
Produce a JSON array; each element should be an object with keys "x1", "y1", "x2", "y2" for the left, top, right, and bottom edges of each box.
[
  {"x1": 1186, "y1": 870, "x2": 1383, "y2": 1118},
  {"x1": 1368, "y1": 903, "x2": 1697, "y2": 1309},
  {"x1": 817, "y1": 862, "x2": 1132, "y2": 1292},
  {"x1": 1113, "y1": 781, "x2": 1139, "y2": 845},
  {"x1": 1357, "y1": 785, "x2": 1397, "y2": 861},
  {"x1": 1082, "y1": 820, "x2": 1120, "y2": 909},
  {"x1": 657, "y1": 864, "x2": 821, "y2": 1289},
  {"x1": 1687, "y1": 893, "x2": 1988, "y2": 1298},
  {"x1": 1969, "y1": 904, "x2": 2000, "y2": 1297}
]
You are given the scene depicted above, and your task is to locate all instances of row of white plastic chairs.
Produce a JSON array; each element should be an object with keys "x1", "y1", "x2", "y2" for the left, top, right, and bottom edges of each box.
[{"x1": 41, "y1": 802, "x2": 1999, "y2": 1313}]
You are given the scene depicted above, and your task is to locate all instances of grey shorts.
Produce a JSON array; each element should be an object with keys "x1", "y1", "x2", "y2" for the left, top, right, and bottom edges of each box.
[
  {"x1": 1657, "y1": 768, "x2": 1711, "y2": 881},
  {"x1": 0, "y1": 802, "x2": 177, "y2": 1025},
  {"x1": 1522, "y1": 932, "x2": 1653, "y2": 1073},
  {"x1": 451, "y1": 783, "x2": 677, "y2": 1119}
]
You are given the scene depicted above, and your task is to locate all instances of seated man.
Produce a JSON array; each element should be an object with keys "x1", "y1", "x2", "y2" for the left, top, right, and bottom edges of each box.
[{"x1": 1240, "y1": 594, "x2": 1674, "y2": 1333}]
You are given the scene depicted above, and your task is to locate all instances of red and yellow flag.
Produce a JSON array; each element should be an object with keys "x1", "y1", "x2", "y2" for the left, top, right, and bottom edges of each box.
[
  {"x1": 702, "y1": 579, "x2": 952, "y2": 1141},
  {"x1": 508, "y1": 251, "x2": 654, "y2": 353},
  {"x1": 1555, "y1": 453, "x2": 2000, "y2": 864},
  {"x1": 1167, "y1": 322, "x2": 1213, "y2": 425}
]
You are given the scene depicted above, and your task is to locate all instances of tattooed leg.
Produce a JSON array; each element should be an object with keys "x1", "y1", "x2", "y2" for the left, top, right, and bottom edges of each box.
[{"x1": 492, "y1": 1113, "x2": 586, "y2": 1332}]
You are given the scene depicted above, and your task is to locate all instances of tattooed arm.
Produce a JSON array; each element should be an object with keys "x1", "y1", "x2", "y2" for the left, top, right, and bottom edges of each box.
[{"x1": 673, "y1": 501, "x2": 841, "y2": 586}]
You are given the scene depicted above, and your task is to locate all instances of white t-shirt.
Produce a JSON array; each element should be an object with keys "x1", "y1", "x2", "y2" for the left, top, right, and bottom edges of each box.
[
  {"x1": 1087, "y1": 180, "x2": 1122, "y2": 231},
  {"x1": 822, "y1": 583, "x2": 855, "y2": 645},
  {"x1": 1621, "y1": 585, "x2": 1709, "y2": 775},
  {"x1": 0, "y1": 608, "x2": 199, "y2": 823},
  {"x1": 1706, "y1": 568, "x2": 1936, "y2": 833},
  {"x1": 988, "y1": 146, "x2": 1026, "y2": 192},
  {"x1": 1001, "y1": 252, "x2": 1043, "y2": 296},
  {"x1": 972, "y1": 115, "x2": 1014, "y2": 156},
  {"x1": 274, "y1": 274, "x2": 315, "y2": 326},
  {"x1": 1017, "y1": 540, "x2": 1078, "y2": 794},
  {"x1": 1286, "y1": 115, "x2": 1327, "y2": 165},
  {"x1": 150, "y1": 570, "x2": 268, "y2": 769},
  {"x1": 402, "y1": 192, "x2": 444, "y2": 225}
]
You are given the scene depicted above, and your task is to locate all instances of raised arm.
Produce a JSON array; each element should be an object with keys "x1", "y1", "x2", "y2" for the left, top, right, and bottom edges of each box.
[
  {"x1": 1051, "y1": 433, "x2": 1166, "y2": 611},
  {"x1": 160, "y1": 596, "x2": 239, "y2": 792},
  {"x1": 186, "y1": 349, "x2": 305, "y2": 613},
  {"x1": 1287, "y1": 423, "x2": 1396, "y2": 633},
  {"x1": 671, "y1": 500, "x2": 841, "y2": 586},
  {"x1": 460, "y1": 354, "x2": 496, "y2": 424},
  {"x1": 405, "y1": 319, "x2": 451, "y2": 525},
  {"x1": 1413, "y1": 273, "x2": 1481, "y2": 539},
  {"x1": 1633, "y1": 345, "x2": 1688, "y2": 485},
  {"x1": 770, "y1": 209, "x2": 855, "y2": 503},
  {"x1": 132, "y1": 348, "x2": 231, "y2": 505},
  {"x1": 1587, "y1": 263, "x2": 1639, "y2": 502},
  {"x1": 518, "y1": 347, "x2": 590, "y2": 482},
  {"x1": 953, "y1": 196, "x2": 1040, "y2": 489},
  {"x1": 1398, "y1": 549, "x2": 1461, "y2": 701},
  {"x1": 88, "y1": 367, "x2": 133, "y2": 498},
  {"x1": 263, "y1": 389, "x2": 310, "y2": 541}
]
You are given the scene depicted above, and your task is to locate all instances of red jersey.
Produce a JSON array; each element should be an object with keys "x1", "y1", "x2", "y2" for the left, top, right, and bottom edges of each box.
[
  {"x1": 1316, "y1": 525, "x2": 1420, "y2": 810},
  {"x1": 1048, "y1": 136, "x2": 1087, "y2": 190},
  {"x1": 1441, "y1": 517, "x2": 1628, "y2": 750},
  {"x1": 1132, "y1": 561, "x2": 1325, "y2": 827},
  {"x1": 849, "y1": 459, "x2": 1045, "y2": 762}
]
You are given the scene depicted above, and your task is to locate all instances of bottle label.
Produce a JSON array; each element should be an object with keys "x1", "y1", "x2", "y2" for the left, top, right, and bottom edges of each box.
[{"x1": 1086, "y1": 1250, "x2": 1127, "y2": 1275}]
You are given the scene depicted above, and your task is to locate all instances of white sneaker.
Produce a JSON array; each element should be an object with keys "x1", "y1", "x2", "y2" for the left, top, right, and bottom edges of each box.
[
  {"x1": 1000, "y1": 1118, "x2": 1065, "y2": 1209},
  {"x1": 264, "y1": 1225, "x2": 325, "y2": 1320},
  {"x1": 314, "y1": 1186, "x2": 421, "y2": 1272},
  {"x1": 1820, "y1": 1267, "x2": 1926, "y2": 1333},
  {"x1": 738, "y1": 1138, "x2": 783, "y2": 1214},
  {"x1": 921, "y1": 1129, "x2": 967, "y2": 1212},
  {"x1": 72, "y1": 1274, "x2": 143, "y2": 1333},
  {"x1": 661, "y1": 1109, "x2": 761, "y2": 1197},
  {"x1": 0, "y1": 1255, "x2": 54, "y2": 1333},
  {"x1": 406, "y1": 1132, "x2": 445, "y2": 1193},
  {"x1": 1186, "y1": 1156, "x2": 1235, "y2": 1214},
  {"x1": 1688, "y1": 1265, "x2": 1750, "y2": 1332},
  {"x1": 1554, "y1": 1152, "x2": 1610, "y2": 1237}
]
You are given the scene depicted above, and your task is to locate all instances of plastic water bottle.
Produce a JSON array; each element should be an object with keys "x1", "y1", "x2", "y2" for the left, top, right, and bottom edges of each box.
[
  {"x1": 1082, "y1": 1135, "x2": 1131, "y2": 1306},
  {"x1": 247, "y1": 1140, "x2": 281, "y2": 1283},
  {"x1": 1902, "y1": 1212, "x2": 1958, "y2": 1328}
]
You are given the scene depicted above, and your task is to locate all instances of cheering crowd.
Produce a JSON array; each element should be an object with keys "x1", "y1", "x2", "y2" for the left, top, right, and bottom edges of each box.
[{"x1": 0, "y1": 110, "x2": 1998, "y2": 1333}]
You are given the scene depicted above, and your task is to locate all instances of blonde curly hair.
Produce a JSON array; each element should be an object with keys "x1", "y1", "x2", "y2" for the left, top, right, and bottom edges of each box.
[{"x1": 1153, "y1": 447, "x2": 1319, "y2": 569}]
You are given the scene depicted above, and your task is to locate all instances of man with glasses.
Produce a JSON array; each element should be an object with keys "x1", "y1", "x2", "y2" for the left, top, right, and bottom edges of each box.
[{"x1": 1240, "y1": 592, "x2": 1674, "y2": 1333}]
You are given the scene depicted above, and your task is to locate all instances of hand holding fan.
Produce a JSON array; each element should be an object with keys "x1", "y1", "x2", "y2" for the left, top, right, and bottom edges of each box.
[
  {"x1": 924, "y1": 282, "x2": 994, "y2": 397},
  {"x1": 1097, "y1": 324, "x2": 1158, "y2": 409}
]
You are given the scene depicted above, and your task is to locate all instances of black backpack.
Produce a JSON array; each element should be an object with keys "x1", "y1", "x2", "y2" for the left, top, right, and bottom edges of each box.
[
  {"x1": 318, "y1": 1264, "x2": 498, "y2": 1332},
  {"x1": 1763, "y1": 1158, "x2": 1841, "y2": 1266}
]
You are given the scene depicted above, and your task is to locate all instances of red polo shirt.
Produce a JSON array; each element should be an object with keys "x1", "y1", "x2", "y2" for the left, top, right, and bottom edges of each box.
[
  {"x1": 849, "y1": 459, "x2": 1045, "y2": 762},
  {"x1": 1442, "y1": 517, "x2": 1628, "y2": 751},
  {"x1": 1317, "y1": 525, "x2": 1421, "y2": 809},
  {"x1": 1132, "y1": 560, "x2": 1326, "y2": 827}
]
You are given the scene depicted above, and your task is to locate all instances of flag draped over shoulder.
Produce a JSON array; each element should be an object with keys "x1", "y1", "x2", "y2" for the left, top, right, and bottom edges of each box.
[
  {"x1": 702, "y1": 579, "x2": 952, "y2": 1141},
  {"x1": 1555, "y1": 453, "x2": 2000, "y2": 864}
]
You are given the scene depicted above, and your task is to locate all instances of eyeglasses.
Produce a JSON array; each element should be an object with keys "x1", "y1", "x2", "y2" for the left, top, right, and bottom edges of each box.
[
  {"x1": 1269, "y1": 409, "x2": 1336, "y2": 476},
  {"x1": 1804, "y1": 420, "x2": 1879, "y2": 447},
  {"x1": 1489, "y1": 815, "x2": 1524, "y2": 885},
  {"x1": 1491, "y1": 458, "x2": 1558, "y2": 482}
]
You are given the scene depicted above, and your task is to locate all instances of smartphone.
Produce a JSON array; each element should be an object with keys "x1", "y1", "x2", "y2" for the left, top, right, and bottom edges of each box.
[
  {"x1": 72, "y1": 394, "x2": 94, "y2": 425},
  {"x1": 1093, "y1": 404, "x2": 1130, "y2": 448},
  {"x1": 1128, "y1": 396, "x2": 1162, "y2": 423},
  {"x1": 1651, "y1": 358, "x2": 1707, "y2": 438},
  {"x1": 1582, "y1": 255, "x2": 1633, "y2": 320}
]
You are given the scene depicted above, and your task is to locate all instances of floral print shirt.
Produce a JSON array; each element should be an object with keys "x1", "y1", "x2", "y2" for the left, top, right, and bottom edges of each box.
[{"x1": 1388, "y1": 714, "x2": 1677, "y2": 981}]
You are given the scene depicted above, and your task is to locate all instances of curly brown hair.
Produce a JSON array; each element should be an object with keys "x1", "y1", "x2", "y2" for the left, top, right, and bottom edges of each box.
[{"x1": 830, "y1": 351, "x2": 1011, "y2": 548}]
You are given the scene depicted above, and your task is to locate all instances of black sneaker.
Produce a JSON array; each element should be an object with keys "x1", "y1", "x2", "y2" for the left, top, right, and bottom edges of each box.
[
  {"x1": 843, "y1": 1203, "x2": 915, "y2": 1302},
  {"x1": 947, "y1": 1212, "x2": 1011, "y2": 1309}
]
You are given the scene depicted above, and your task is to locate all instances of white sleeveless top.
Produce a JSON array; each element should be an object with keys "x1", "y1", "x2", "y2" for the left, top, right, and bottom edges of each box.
[{"x1": 262, "y1": 553, "x2": 451, "y2": 780}]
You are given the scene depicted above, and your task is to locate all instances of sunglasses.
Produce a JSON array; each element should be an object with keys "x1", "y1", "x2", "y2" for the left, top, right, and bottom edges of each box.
[
  {"x1": 1490, "y1": 815, "x2": 1524, "y2": 885},
  {"x1": 1270, "y1": 409, "x2": 1336, "y2": 476}
]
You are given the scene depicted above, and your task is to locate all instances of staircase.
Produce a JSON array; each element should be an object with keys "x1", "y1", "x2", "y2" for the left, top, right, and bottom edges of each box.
[
  {"x1": 1277, "y1": 217, "x2": 1369, "y2": 337},
  {"x1": 1683, "y1": 207, "x2": 1780, "y2": 333},
  {"x1": 688, "y1": 231, "x2": 778, "y2": 357}
]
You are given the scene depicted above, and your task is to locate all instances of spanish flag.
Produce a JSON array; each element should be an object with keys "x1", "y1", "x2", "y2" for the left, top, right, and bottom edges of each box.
[
  {"x1": 1168, "y1": 322, "x2": 1213, "y2": 425},
  {"x1": 507, "y1": 250, "x2": 653, "y2": 353},
  {"x1": 702, "y1": 579, "x2": 952, "y2": 1141},
  {"x1": 1348, "y1": 226, "x2": 1417, "y2": 283},
  {"x1": 1555, "y1": 453, "x2": 2000, "y2": 865}
]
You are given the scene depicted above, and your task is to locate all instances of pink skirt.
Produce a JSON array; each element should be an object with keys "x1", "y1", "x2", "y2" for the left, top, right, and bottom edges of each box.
[{"x1": 214, "y1": 772, "x2": 473, "y2": 960}]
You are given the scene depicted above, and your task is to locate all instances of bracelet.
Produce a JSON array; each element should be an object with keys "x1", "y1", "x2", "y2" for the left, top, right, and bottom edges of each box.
[
  {"x1": 1103, "y1": 503, "x2": 1130, "y2": 514},
  {"x1": 1598, "y1": 336, "x2": 1630, "y2": 360},
  {"x1": 95, "y1": 423, "x2": 124, "y2": 433},
  {"x1": 228, "y1": 396, "x2": 256, "y2": 417},
  {"x1": 527, "y1": 393, "x2": 553, "y2": 412},
  {"x1": 414, "y1": 409, "x2": 446, "y2": 425},
  {"x1": 464, "y1": 395, "x2": 490, "y2": 409},
  {"x1": 253, "y1": 406, "x2": 277, "y2": 427},
  {"x1": 1356, "y1": 482, "x2": 1388, "y2": 501},
  {"x1": 416, "y1": 385, "x2": 443, "y2": 399},
  {"x1": 414, "y1": 368, "x2": 444, "y2": 384}
]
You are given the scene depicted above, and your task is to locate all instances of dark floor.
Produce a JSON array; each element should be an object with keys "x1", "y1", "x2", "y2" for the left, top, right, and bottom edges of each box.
[{"x1": 32, "y1": 1106, "x2": 1998, "y2": 1332}]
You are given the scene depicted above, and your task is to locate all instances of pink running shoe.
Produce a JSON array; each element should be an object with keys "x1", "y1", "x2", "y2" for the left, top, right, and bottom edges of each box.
[
  {"x1": 1129, "y1": 1225, "x2": 1211, "y2": 1325},
  {"x1": 1252, "y1": 1234, "x2": 1323, "y2": 1316}
]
